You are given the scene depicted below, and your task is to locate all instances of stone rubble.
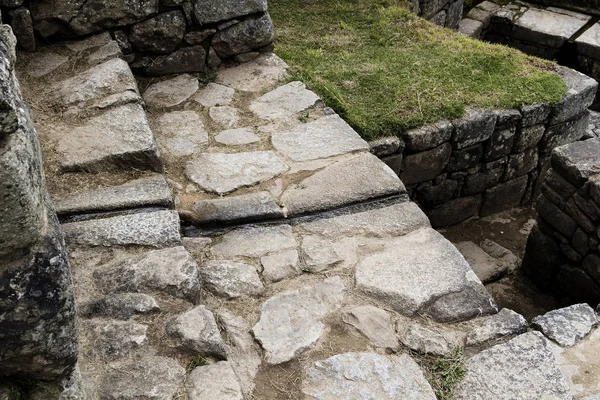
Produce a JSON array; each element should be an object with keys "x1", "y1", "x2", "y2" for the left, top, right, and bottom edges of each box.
[{"x1": 532, "y1": 304, "x2": 599, "y2": 347}]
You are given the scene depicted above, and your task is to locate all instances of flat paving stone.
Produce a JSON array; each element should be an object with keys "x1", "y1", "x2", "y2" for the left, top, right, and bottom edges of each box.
[
  {"x1": 209, "y1": 105, "x2": 239, "y2": 128},
  {"x1": 300, "y1": 235, "x2": 343, "y2": 272},
  {"x1": 215, "y1": 127, "x2": 260, "y2": 146},
  {"x1": 341, "y1": 305, "x2": 399, "y2": 350},
  {"x1": 200, "y1": 260, "x2": 264, "y2": 298},
  {"x1": 155, "y1": 110, "x2": 208, "y2": 157},
  {"x1": 56, "y1": 103, "x2": 161, "y2": 172},
  {"x1": 260, "y1": 249, "x2": 300, "y2": 283},
  {"x1": 272, "y1": 115, "x2": 369, "y2": 161},
  {"x1": 143, "y1": 74, "x2": 199, "y2": 108},
  {"x1": 55, "y1": 175, "x2": 172, "y2": 215},
  {"x1": 356, "y1": 227, "x2": 495, "y2": 321},
  {"x1": 451, "y1": 332, "x2": 572, "y2": 400},
  {"x1": 397, "y1": 321, "x2": 453, "y2": 356},
  {"x1": 253, "y1": 277, "x2": 345, "y2": 364},
  {"x1": 82, "y1": 293, "x2": 160, "y2": 320},
  {"x1": 186, "y1": 361, "x2": 244, "y2": 400},
  {"x1": 81, "y1": 319, "x2": 148, "y2": 360},
  {"x1": 186, "y1": 151, "x2": 288, "y2": 195},
  {"x1": 250, "y1": 81, "x2": 320, "y2": 120},
  {"x1": 26, "y1": 52, "x2": 68, "y2": 77},
  {"x1": 88, "y1": 41, "x2": 122, "y2": 65},
  {"x1": 212, "y1": 224, "x2": 297, "y2": 258},
  {"x1": 189, "y1": 191, "x2": 283, "y2": 223},
  {"x1": 63, "y1": 210, "x2": 181, "y2": 248},
  {"x1": 193, "y1": 82, "x2": 235, "y2": 107},
  {"x1": 514, "y1": 7, "x2": 590, "y2": 48},
  {"x1": 576, "y1": 22, "x2": 600, "y2": 59},
  {"x1": 216, "y1": 53, "x2": 288, "y2": 92},
  {"x1": 166, "y1": 305, "x2": 227, "y2": 359},
  {"x1": 551, "y1": 66, "x2": 598, "y2": 125},
  {"x1": 301, "y1": 352, "x2": 436, "y2": 400},
  {"x1": 282, "y1": 153, "x2": 404, "y2": 216},
  {"x1": 532, "y1": 303, "x2": 598, "y2": 347}
]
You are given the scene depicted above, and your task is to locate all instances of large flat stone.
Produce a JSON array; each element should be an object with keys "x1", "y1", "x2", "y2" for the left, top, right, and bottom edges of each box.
[
  {"x1": 81, "y1": 319, "x2": 148, "y2": 360},
  {"x1": 397, "y1": 321, "x2": 452, "y2": 356},
  {"x1": 216, "y1": 53, "x2": 288, "y2": 92},
  {"x1": 551, "y1": 66, "x2": 598, "y2": 125},
  {"x1": 192, "y1": 0, "x2": 267, "y2": 24},
  {"x1": 189, "y1": 191, "x2": 283, "y2": 223},
  {"x1": 56, "y1": 103, "x2": 161, "y2": 172},
  {"x1": 576, "y1": 22, "x2": 600, "y2": 59},
  {"x1": 341, "y1": 306, "x2": 399, "y2": 350},
  {"x1": 212, "y1": 224, "x2": 297, "y2": 258},
  {"x1": 186, "y1": 151, "x2": 288, "y2": 195},
  {"x1": 466, "y1": 308, "x2": 528, "y2": 347},
  {"x1": 214, "y1": 128, "x2": 260, "y2": 146},
  {"x1": 551, "y1": 139, "x2": 600, "y2": 187},
  {"x1": 451, "y1": 332, "x2": 572, "y2": 400},
  {"x1": 532, "y1": 303, "x2": 598, "y2": 347},
  {"x1": 250, "y1": 81, "x2": 320, "y2": 120},
  {"x1": 355, "y1": 227, "x2": 495, "y2": 321},
  {"x1": 62, "y1": 210, "x2": 181, "y2": 248},
  {"x1": 142, "y1": 74, "x2": 199, "y2": 108},
  {"x1": 193, "y1": 82, "x2": 235, "y2": 107},
  {"x1": 55, "y1": 175, "x2": 172, "y2": 215},
  {"x1": 301, "y1": 352, "x2": 436, "y2": 400},
  {"x1": 253, "y1": 277, "x2": 345, "y2": 364},
  {"x1": 513, "y1": 7, "x2": 590, "y2": 49},
  {"x1": 271, "y1": 115, "x2": 369, "y2": 162},
  {"x1": 166, "y1": 306, "x2": 227, "y2": 359},
  {"x1": 155, "y1": 110, "x2": 208, "y2": 157},
  {"x1": 282, "y1": 153, "x2": 404, "y2": 216},
  {"x1": 186, "y1": 361, "x2": 244, "y2": 400},
  {"x1": 26, "y1": 52, "x2": 68, "y2": 78},
  {"x1": 200, "y1": 260, "x2": 264, "y2": 298}
]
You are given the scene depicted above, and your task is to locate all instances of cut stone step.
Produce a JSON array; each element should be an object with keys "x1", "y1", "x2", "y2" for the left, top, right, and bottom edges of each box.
[
  {"x1": 187, "y1": 191, "x2": 284, "y2": 224},
  {"x1": 216, "y1": 53, "x2": 288, "y2": 92},
  {"x1": 250, "y1": 81, "x2": 320, "y2": 120}
]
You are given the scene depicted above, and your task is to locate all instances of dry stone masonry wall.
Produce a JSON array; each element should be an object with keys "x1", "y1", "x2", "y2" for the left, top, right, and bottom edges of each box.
[
  {"x1": 0, "y1": 0, "x2": 274, "y2": 75},
  {"x1": 413, "y1": 0, "x2": 464, "y2": 29}
]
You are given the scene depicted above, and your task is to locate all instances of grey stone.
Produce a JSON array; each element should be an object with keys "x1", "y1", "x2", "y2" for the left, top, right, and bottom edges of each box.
[
  {"x1": 302, "y1": 352, "x2": 436, "y2": 400},
  {"x1": 522, "y1": 223, "x2": 561, "y2": 284},
  {"x1": 466, "y1": 308, "x2": 528, "y2": 347},
  {"x1": 532, "y1": 303, "x2": 598, "y2": 347},
  {"x1": 576, "y1": 22, "x2": 600, "y2": 59},
  {"x1": 428, "y1": 195, "x2": 481, "y2": 227},
  {"x1": 543, "y1": 111, "x2": 591, "y2": 156},
  {"x1": 480, "y1": 239, "x2": 519, "y2": 268},
  {"x1": 192, "y1": 0, "x2": 267, "y2": 24},
  {"x1": 369, "y1": 136, "x2": 403, "y2": 157},
  {"x1": 356, "y1": 227, "x2": 495, "y2": 321},
  {"x1": 253, "y1": 277, "x2": 345, "y2": 364},
  {"x1": 98, "y1": 356, "x2": 185, "y2": 400},
  {"x1": 300, "y1": 201, "x2": 430, "y2": 238},
  {"x1": 212, "y1": 13, "x2": 274, "y2": 58},
  {"x1": 451, "y1": 332, "x2": 572, "y2": 400},
  {"x1": 514, "y1": 124, "x2": 545, "y2": 152},
  {"x1": 215, "y1": 127, "x2": 260, "y2": 145},
  {"x1": 400, "y1": 143, "x2": 452, "y2": 184},
  {"x1": 166, "y1": 306, "x2": 227, "y2": 359},
  {"x1": 552, "y1": 139, "x2": 600, "y2": 187},
  {"x1": 207, "y1": 46, "x2": 222, "y2": 69},
  {"x1": 52, "y1": 58, "x2": 138, "y2": 108},
  {"x1": 260, "y1": 249, "x2": 300, "y2": 283},
  {"x1": 156, "y1": 110, "x2": 209, "y2": 157},
  {"x1": 341, "y1": 305, "x2": 398, "y2": 350},
  {"x1": 416, "y1": 180, "x2": 457, "y2": 208},
  {"x1": 186, "y1": 361, "x2": 244, "y2": 400},
  {"x1": 63, "y1": 210, "x2": 181, "y2": 248},
  {"x1": 447, "y1": 144, "x2": 483, "y2": 172},
  {"x1": 186, "y1": 151, "x2": 288, "y2": 195},
  {"x1": 536, "y1": 195, "x2": 578, "y2": 237},
  {"x1": 481, "y1": 175, "x2": 529, "y2": 217},
  {"x1": 144, "y1": 45, "x2": 206, "y2": 76},
  {"x1": 129, "y1": 11, "x2": 186, "y2": 54},
  {"x1": 87, "y1": 41, "x2": 123, "y2": 65},
  {"x1": 403, "y1": 120, "x2": 453, "y2": 152},
  {"x1": 143, "y1": 74, "x2": 199, "y2": 108},
  {"x1": 282, "y1": 153, "x2": 404, "y2": 216},
  {"x1": 455, "y1": 241, "x2": 510, "y2": 283},
  {"x1": 445, "y1": 0, "x2": 463, "y2": 29},
  {"x1": 184, "y1": 29, "x2": 216, "y2": 45},
  {"x1": 82, "y1": 319, "x2": 147, "y2": 359},
  {"x1": 250, "y1": 81, "x2": 320, "y2": 120},
  {"x1": 9, "y1": 7, "x2": 35, "y2": 51},
  {"x1": 212, "y1": 224, "x2": 297, "y2": 258},
  {"x1": 484, "y1": 127, "x2": 515, "y2": 161},
  {"x1": 513, "y1": 7, "x2": 590, "y2": 49},
  {"x1": 190, "y1": 191, "x2": 283, "y2": 223},
  {"x1": 26, "y1": 52, "x2": 68, "y2": 78},
  {"x1": 421, "y1": 0, "x2": 450, "y2": 19},
  {"x1": 430, "y1": 10, "x2": 447, "y2": 26},
  {"x1": 459, "y1": 18, "x2": 484, "y2": 38},
  {"x1": 82, "y1": 293, "x2": 160, "y2": 320},
  {"x1": 301, "y1": 235, "x2": 343, "y2": 272},
  {"x1": 397, "y1": 321, "x2": 452, "y2": 356},
  {"x1": 93, "y1": 246, "x2": 199, "y2": 301},
  {"x1": 194, "y1": 82, "x2": 235, "y2": 107},
  {"x1": 216, "y1": 53, "x2": 288, "y2": 92},
  {"x1": 521, "y1": 102, "x2": 552, "y2": 127},
  {"x1": 56, "y1": 103, "x2": 161, "y2": 172},
  {"x1": 452, "y1": 109, "x2": 496, "y2": 149},
  {"x1": 209, "y1": 105, "x2": 239, "y2": 128},
  {"x1": 272, "y1": 114, "x2": 369, "y2": 161},
  {"x1": 546, "y1": 168, "x2": 578, "y2": 200},
  {"x1": 55, "y1": 175, "x2": 172, "y2": 215},
  {"x1": 551, "y1": 66, "x2": 598, "y2": 125},
  {"x1": 113, "y1": 30, "x2": 132, "y2": 53},
  {"x1": 64, "y1": 32, "x2": 112, "y2": 52},
  {"x1": 463, "y1": 168, "x2": 503, "y2": 195},
  {"x1": 556, "y1": 264, "x2": 600, "y2": 304},
  {"x1": 233, "y1": 51, "x2": 260, "y2": 63},
  {"x1": 201, "y1": 260, "x2": 264, "y2": 298}
]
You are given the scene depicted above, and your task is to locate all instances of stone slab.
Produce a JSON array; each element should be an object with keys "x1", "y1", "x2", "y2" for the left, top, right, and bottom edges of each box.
[
  {"x1": 215, "y1": 127, "x2": 260, "y2": 146},
  {"x1": 216, "y1": 53, "x2": 288, "y2": 92},
  {"x1": 200, "y1": 260, "x2": 264, "y2": 298},
  {"x1": 26, "y1": 52, "x2": 68, "y2": 77},
  {"x1": 155, "y1": 110, "x2": 208, "y2": 157},
  {"x1": 551, "y1": 138, "x2": 600, "y2": 187},
  {"x1": 186, "y1": 361, "x2": 244, "y2": 400},
  {"x1": 193, "y1": 82, "x2": 235, "y2": 107},
  {"x1": 142, "y1": 74, "x2": 199, "y2": 108},
  {"x1": 341, "y1": 305, "x2": 399, "y2": 350},
  {"x1": 532, "y1": 303, "x2": 598, "y2": 347},
  {"x1": 576, "y1": 22, "x2": 600, "y2": 59},
  {"x1": 551, "y1": 67, "x2": 598, "y2": 125},
  {"x1": 189, "y1": 191, "x2": 284, "y2": 223},
  {"x1": 250, "y1": 81, "x2": 320, "y2": 120},
  {"x1": 513, "y1": 7, "x2": 590, "y2": 48},
  {"x1": 212, "y1": 224, "x2": 297, "y2": 258}
]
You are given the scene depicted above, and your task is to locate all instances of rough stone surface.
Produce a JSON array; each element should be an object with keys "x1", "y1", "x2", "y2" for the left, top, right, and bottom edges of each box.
[
  {"x1": 82, "y1": 293, "x2": 160, "y2": 320},
  {"x1": 369, "y1": 136, "x2": 402, "y2": 157},
  {"x1": 216, "y1": 53, "x2": 288, "y2": 92},
  {"x1": 82, "y1": 319, "x2": 147, "y2": 360},
  {"x1": 513, "y1": 7, "x2": 590, "y2": 49},
  {"x1": 55, "y1": 175, "x2": 172, "y2": 215},
  {"x1": 186, "y1": 361, "x2": 244, "y2": 400},
  {"x1": 144, "y1": 45, "x2": 206, "y2": 76},
  {"x1": 212, "y1": 224, "x2": 297, "y2": 258},
  {"x1": 93, "y1": 246, "x2": 199, "y2": 301},
  {"x1": 301, "y1": 235, "x2": 343, "y2": 272},
  {"x1": 129, "y1": 11, "x2": 186, "y2": 54},
  {"x1": 454, "y1": 241, "x2": 512, "y2": 283},
  {"x1": 452, "y1": 109, "x2": 497, "y2": 149},
  {"x1": 302, "y1": 352, "x2": 436, "y2": 400},
  {"x1": 87, "y1": 41, "x2": 123, "y2": 65},
  {"x1": 201, "y1": 260, "x2": 264, "y2": 298},
  {"x1": 250, "y1": 81, "x2": 320, "y2": 120},
  {"x1": 397, "y1": 322, "x2": 452, "y2": 356},
  {"x1": 403, "y1": 121, "x2": 453, "y2": 152},
  {"x1": 186, "y1": 151, "x2": 288, "y2": 194},
  {"x1": 209, "y1": 105, "x2": 239, "y2": 128},
  {"x1": 341, "y1": 306, "x2": 399, "y2": 350},
  {"x1": 282, "y1": 153, "x2": 404, "y2": 215},
  {"x1": 63, "y1": 210, "x2": 181, "y2": 248},
  {"x1": 9, "y1": 7, "x2": 36, "y2": 52},
  {"x1": 532, "y1": 303, "x2": 598, "y2": 347},
  {"x1": 26, "y1": 52, "x2": 68, "y2": 77},
  {"x1": 193, "y1": 0, "x2": 268, "y2": 24},
  {"x1": 253, "y1": 277, "x2": 345, "y2": 364},
  {"x1": 481, "y1": 175, "x2": 528, "y2": 217},
  {"x1": 542, "y1": 111, "x2": 591, "y2": 155},
  {"x1": 212, "y1": 14, "x2": 274, "y2": 58},
  {"x1": 194, "y1": 82, "x2": 235, "y2": 107},
  {"x1": 166, "y1": 306, "x2": 227, "y2": 359},
  {"x1": 466, "y1": 308, "x2": 528, "y2": 347},
  {"x1": 143, "y1": 74, "x2": 199, "y2": 108},
  {"x1": 260, "y1": 249, "x2": 300, "y2": 283},
  {"x1": 550, "y1": 67, "x2": 598, "y2": 125},
  {"x1": 552, "y1": 138, "x2": 600, "y2": 187},
  {"x1": 190, "y1": 191, "x2": 283, "y2": 223},
  {"x1": 401, "y1": 143, "x2": 452, "y2": 184},
  {"x1": 215, "y1": 127, "x2": 260, "y2": 145},
  {"x1": 272, "y1": 115, "x2": 369, "y2": 161},
  {"x1": 451, "y1": 332, "x2": 572, "y2": 400},
  {"x1": 514, "y1": 124, "x2": 545, "y2": 152},
  {"x1": 155, "y1": 110, "x2": 209, "y2": 157},
  {"x1": 428, "y1": 195, "x2": 482, "y2": 227}
]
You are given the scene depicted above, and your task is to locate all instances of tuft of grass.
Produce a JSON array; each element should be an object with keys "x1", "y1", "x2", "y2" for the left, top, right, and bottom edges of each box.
[
  {"x1": 269, "y1": 0, "x2": 567, "y2": 140},
  {"x1": 421, "y1": 347, "x2": 466, "y2": 400},
  {"x1": 197, "y1": 70, "x2": 218, "y2": 84},
  {"x1": 187, "y1": 355, "x2": 208, "y2": 372},
  {"x1": 297, "y1": 111, "x2": 310, "y2": 122}
]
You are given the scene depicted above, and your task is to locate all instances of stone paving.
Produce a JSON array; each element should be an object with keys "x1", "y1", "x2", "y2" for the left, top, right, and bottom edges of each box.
[{"x1": 16, "y1": 33, "x2": 600, "y2": 399}]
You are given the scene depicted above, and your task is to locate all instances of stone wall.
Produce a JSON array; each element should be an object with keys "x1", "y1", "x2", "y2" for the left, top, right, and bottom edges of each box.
[
  {"x1": 523, "y1": 138, "x2": 600, "y2": 306},
  {"x1": 0, "y1": 25, "x2": 77, "y2": 381},
  {"x1": 413, "y1": 0, "x2": 464, "y2": 29},
  {"x1": 0, "y1": 0, "x2": 274, "y2": 75},
  {"x1": 372, "y1": 65, "x2": 598, "y2": 227}
]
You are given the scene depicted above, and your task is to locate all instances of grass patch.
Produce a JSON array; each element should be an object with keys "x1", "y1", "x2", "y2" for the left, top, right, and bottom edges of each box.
[
  {"x1": 269, "y1": 0, "x2": 567, "y2": 140},
  {"x1": 186, "y1": 355, "x2": 209, "y2": 372},
  {"x1": 421, "y1": 347, "x2": 467, "y2": 400}
]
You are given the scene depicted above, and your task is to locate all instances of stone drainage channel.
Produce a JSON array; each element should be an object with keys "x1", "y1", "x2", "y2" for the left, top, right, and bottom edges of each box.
[{"x1": 5, "y1": 31, "x2": 600, "y2": 400}]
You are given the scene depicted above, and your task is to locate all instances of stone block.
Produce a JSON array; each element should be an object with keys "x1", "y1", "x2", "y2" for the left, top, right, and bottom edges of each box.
[
  {"x1": 129, "y1": 10, "x2": 186, "y2": 54},
  {"x1": 522, "y1": 223, "x2": 561, "y2": 284},
  {"x1": 481, "y1": 175, "x2": 528, "y2": 217},
  {"x1": 416, "y1": 180, "x2": 457, "y2": 208},
  {"x1": 551, "y1": 138, "x2": 600, "y2": 188},
  {"x1": 369, "y1": 136, "x2": 403, "y2": 157},
  {"x1": 403, "y1": 120, "x2": 452, "y2": 152},
  {"x1": 484, "y1": 126, "x2": 515, "y2": 161},
  {"x1": 401, "y1": 143, "x2": 452, "y2": 184},
  {"x1": 541, "y1": 110, "x2": 590, "y2": 156},
  {"x1": 144, "y1": 45, "x2": 206, "y2": 75},
  {"x1": 458, "y1": 18, "x2": 483, "y2": 38},
  {"x1": 447, "y1": 144, "x2": 483, "y2": 172},
  {"x1": 576, "y1": 22, "x2": 600, "y2": 60},
  {"x1": 521, "y1": 102, "x2": 552, "y2": 127},
  {"x1": 536, "y1": 195, "x2": 577, "y2": 237},
  {"x1": 545, "y1": 168, "x2": 578, "y2": 200},
  {"x1": 8, "y1": 7, "x2": 35, "y2": 51},
  {"x1": 190, "y1": 191, "x2": 284, "y2": 224},
  {"x1": 428, "y1": 195, "x2": 481, "y2": 227},
  {"x1": 192, "y1": 0, "x2": 268, "y2": 24},
  {"x1": 512, "y1": 7, "x2": 590, "y2": 49},
  {"x1": 513, "y1": 124, "x2": 545, "y2": 152},
  {"x1": 452, "y1": 109, "x2": 496, "y2": 149},
  {"x1": 445, "y1": 0, "x2": 463, "y2": 29},
  {"x1": 556, "y1": 265, "x2": 600, "y2": 304},
  {"x1": 463, "y1": 167, "x2": 504, "y2": 195},
  {"x1": 503, "y1": 147, "x2": 538, "y2": 181},
  {"x1": 212, "y1": 13, "x2": 274, "y2": 58},
  {"x1": 550, "y1": 66, "x2": 598, "y2": 125}
]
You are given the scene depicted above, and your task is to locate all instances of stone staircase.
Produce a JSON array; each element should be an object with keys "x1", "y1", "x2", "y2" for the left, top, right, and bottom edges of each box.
[{"x1": 15, "y1": 32, "x2": 600, "y2": 400}]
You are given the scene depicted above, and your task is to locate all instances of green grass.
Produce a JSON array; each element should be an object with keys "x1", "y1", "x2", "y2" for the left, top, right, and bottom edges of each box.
[
  {"x1": 422, "y1": 347, "x2": 467, "y2": 400},
  {"x1": 269, "y1": 0, "x2": 567, "y2": 140}
]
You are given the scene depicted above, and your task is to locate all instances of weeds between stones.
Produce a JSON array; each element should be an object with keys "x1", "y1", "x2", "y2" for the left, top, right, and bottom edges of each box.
[{"x1": 420, "y1": 347, "x2": 467, "y2": 400}]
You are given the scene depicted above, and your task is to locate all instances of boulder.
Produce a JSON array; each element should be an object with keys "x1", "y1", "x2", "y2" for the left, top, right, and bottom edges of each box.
[{"x1": 166, "y1": 306, "x2": 227, "y2": 359}]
